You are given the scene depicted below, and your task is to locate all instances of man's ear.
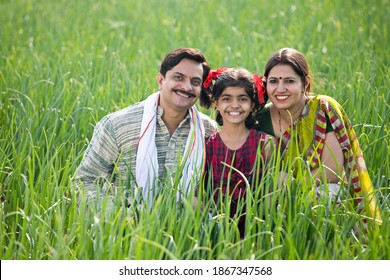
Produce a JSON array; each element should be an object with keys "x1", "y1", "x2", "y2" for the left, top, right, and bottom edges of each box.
[{"x1": 157, "y1": 73, "x2": 164, "y2": 90}]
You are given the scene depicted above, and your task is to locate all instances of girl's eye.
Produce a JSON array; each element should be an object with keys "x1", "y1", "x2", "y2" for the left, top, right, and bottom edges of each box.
[
  {"x1": 268, "y1": 79, "x2": 278, "y2": 84},
  {"x1": 286, "y1": 79, "x2": 295, "y2": 83}
]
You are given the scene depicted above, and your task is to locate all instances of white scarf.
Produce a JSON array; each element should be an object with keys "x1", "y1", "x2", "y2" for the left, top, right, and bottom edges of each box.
[{"x1": 136, "y1": 91, "x2": 205, "y2": 206}]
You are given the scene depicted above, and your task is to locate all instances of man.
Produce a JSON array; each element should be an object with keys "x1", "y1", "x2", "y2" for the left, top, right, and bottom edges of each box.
[{"x1": 74, "y1": 48, "x2": 217, "y2": 206}]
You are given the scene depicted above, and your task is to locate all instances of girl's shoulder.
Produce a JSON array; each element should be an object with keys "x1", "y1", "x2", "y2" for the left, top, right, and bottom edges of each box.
[
  {"x1": 205, "y1": 131, "x2": 221, "y2": 145},
  {"x1": 249, "y1": 129, "x2": 274, "y2": 144}
]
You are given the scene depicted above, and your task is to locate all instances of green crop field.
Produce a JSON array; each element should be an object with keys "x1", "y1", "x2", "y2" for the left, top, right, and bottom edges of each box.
[{"x1": 1, "y1": 0, "x2": 389, "y2": 260}]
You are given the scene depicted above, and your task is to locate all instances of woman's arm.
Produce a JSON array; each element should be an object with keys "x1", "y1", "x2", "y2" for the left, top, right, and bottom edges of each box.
[
  {"x1": 262, "y1": 134, "x2": 277, "y2": 163},
  {"x1": 311, "y1": 131, "x2": 344, "y2": 184}
]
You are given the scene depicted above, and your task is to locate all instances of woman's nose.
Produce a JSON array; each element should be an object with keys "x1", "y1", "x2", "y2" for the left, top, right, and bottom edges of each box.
[{"x1": 277, "y1": 82, "x2": 286, "y2": 92}]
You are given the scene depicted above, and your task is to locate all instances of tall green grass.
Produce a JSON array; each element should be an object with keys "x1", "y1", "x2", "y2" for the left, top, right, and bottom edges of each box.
[{"x1": 1, "y1": 0, "x2": 389, "y2": 259}]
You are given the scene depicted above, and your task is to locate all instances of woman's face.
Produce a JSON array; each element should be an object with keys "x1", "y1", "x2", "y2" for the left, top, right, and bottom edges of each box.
[
  {"x1": 216, "y1": 86, "x2": 254, "y2": 126},
  {"x1": 266, "y1": 64, "x2": 307, "y2": 113}
]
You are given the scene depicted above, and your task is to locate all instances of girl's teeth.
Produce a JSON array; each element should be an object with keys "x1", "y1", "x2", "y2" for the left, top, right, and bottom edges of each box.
[
  {"x1": 276, "y1": 96, "x2": 288, "y2": 100},
  {"x1": 228, "y1": 112, "x2": 241, "y2": 115}
]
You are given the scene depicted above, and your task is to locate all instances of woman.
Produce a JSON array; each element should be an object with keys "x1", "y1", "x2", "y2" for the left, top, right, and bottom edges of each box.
[
  {"x1": 202, "y1": 67, "x2": 275, "y2": 237},
  {"x1": 255, "y1": 48, "x2": 381, "y2": 222}
]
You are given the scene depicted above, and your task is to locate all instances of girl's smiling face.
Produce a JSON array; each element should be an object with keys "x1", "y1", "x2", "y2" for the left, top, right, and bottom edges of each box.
[{"x1": 216, "y1": 86, "x2": 254, "y2": 126}]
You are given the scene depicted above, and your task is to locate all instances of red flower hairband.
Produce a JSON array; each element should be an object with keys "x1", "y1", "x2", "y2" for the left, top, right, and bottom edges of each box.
[
  {"x1": 203, "y1": 67, "x2": 266, "y2": 105},
  {"x1": 252, "y1": 73, "x2": 266, "y2": 104},
  {"x1": 203, "y1": 67, "x2": 230, "y2": 89}
]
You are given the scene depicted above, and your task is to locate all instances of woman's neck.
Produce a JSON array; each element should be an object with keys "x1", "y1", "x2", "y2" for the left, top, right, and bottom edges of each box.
[{"x1": 271, "y1": 98, "x2": 307, "y2": 138}]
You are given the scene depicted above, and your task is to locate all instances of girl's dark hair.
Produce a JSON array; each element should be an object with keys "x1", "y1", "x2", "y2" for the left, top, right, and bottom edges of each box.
[
  {"x1": 159, "y1": 48, "x2": 211, "y2": 108},
  {"x1": 264, "y1": 48, "x2": 311, "y2": 93},
  {"x1": 207, "y1": 68, "x2": 263, "y2": 129}
]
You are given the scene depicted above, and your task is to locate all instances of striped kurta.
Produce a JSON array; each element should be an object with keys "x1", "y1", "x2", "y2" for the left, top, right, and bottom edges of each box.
[{"x1": 74, "y1": 99, "x2": 217, "y2": 204}]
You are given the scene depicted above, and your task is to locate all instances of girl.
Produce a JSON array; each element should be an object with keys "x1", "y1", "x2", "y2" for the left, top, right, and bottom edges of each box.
[{"x1": 202, "y1": 67, "x2": 276, "y2": 237}]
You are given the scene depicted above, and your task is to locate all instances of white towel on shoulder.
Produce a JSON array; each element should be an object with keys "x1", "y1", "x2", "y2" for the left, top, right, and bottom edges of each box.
[{"x1": 136, "y1": 91, "x2": 205, "y2": 206}]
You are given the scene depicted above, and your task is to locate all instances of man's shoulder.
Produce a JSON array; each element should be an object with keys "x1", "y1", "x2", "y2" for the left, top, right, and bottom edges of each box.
[
  {"x1": 110, "y1": 102, "x2": 144, "y2": 117},
  {"x1": 106, "y1": 102, "x2": 145, "y2": 124},
  {"x1": 198, "y1": 111, "x2": 218, "y2": 137},
  {"x1": 93, "y1": 102, "x2": 145, "y2": 137},
  {"x1": 198, "y1": 111, "x2": 217, "y2": 126}
]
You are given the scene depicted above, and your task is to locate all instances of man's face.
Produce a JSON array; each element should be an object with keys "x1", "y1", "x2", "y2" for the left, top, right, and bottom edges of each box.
[{"x1": 157, "y1": 58, "x2": 204, "y2": 114}]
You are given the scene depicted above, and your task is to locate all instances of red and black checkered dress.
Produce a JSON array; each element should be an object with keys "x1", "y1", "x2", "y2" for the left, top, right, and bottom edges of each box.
[{"x1": 205, "y1": 129, "x2": 268, "y2": 236}]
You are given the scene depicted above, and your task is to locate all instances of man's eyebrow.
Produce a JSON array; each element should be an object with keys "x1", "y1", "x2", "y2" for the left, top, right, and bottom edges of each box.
[{"x1": 172, "y1": 71, "x2": 202, "y2": 80}]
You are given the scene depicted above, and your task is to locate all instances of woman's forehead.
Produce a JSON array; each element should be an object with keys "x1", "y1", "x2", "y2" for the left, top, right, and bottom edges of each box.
[{"x1": 268, "y1": 64, "x2": 299, "y2": 78}]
